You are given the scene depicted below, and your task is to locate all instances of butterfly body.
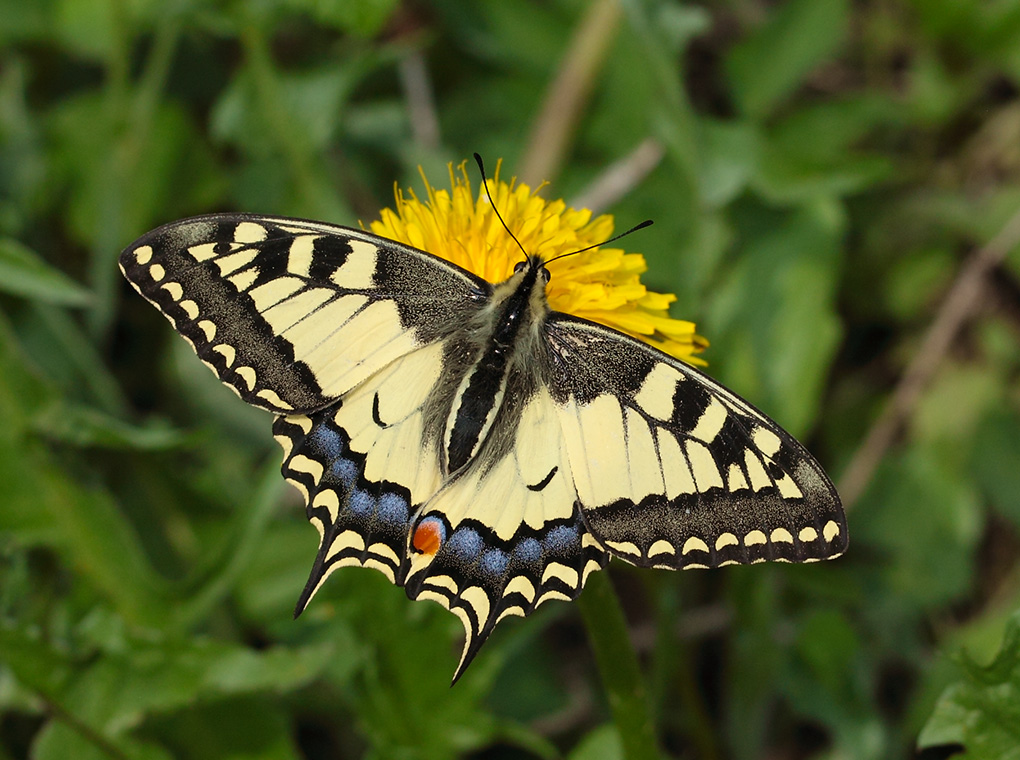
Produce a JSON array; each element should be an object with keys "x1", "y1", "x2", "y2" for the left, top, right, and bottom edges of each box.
[{"x1": 120, "y1": 214, "x2": 846, "y2": 681}]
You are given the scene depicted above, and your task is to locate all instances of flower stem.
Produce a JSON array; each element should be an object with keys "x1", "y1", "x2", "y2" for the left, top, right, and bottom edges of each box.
[{"x1": 577, "y1": 570, "x2": 661, "y2": 760}]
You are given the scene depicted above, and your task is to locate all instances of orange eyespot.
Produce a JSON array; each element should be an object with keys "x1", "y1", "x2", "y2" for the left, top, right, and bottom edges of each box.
[{"x1": 412, "y1": 517, "x2": 444, "y2": 556}]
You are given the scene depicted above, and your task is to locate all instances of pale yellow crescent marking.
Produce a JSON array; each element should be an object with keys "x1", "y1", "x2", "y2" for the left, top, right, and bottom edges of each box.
[
  {"x1": 536, "y1": 589, "x2": 571, "y2": 605},
  {"x1": 161, "y1": 282, "x2": 183, "y2": 300},
  {"x1": 682, "y1": 536, "x2": 709, "y2": 555},
  {"x1": 715, "y1": 533, "x2": 738, "y2": 551},
  {"x1": 326, "y1": 529, "x2": 365, "y2": 557},
  {"x1": 632, "y1": 362, "x2": 682, "y2": 421},
  {"x1": 649, "y1": 539, "x2": 675, "y2": 557},
  {"x1": 504, "y1": 575, "x2": 536, "y2": 602},
  {"x1": 496, "y1": 607, "x2": 526, "y2": 626},
  {"x1": 744, "y1": 529, "x2": 767, "y2": 546},
  {"x1": 234, "y1": 221, "x2": 268, "y2": 243},
  {"x1": 256, "y1": 389, "x2": 293, "y2": 410},
  {"x1": 274, "y1": 433, "x2": 295, "y2": 460},
  {"x1": 799, "y1": 526, "x2": 819, "y2": 542},
  {"x1": 582, "y1": 533, "x2": 602, "y2": 549},
  {"x1": 306, "y1": 510, "x2": 325, "y2": 540},
  {"x1": 718, "y1": 560, "x2": 739, "y2": 567},
  {"x1": 752, "y1": 427, "x2": 783, "y2": 458},
  {"x1": 684, "y1": 563, "x2": 709, "y2": 570},
  {"x1": 197, "y1": 320, "x2": 216, "y2": 341},
  {"x1": 178, "y1": 300, "x2": 199, "y2": 320},
  {"x1": 823, "y1": 520, "x2": 840, "y2": 541},
  {"x1": 234, "y1": 366, "x2": 257, "y2": 390},
  {"x1": 212, "y1": 344, "x2": 236, "y2": 366},
  {"x1": 368, "y1": 543, "x2": 400, "y2": 565},
  {"x1": 134, "y1": 245, "x2": 153, "y2": 264},
  {"x1": 541, "y1": 562, "x2": 579, "y2": 589},
  {"x1": 425, "y1": 574, "x2": 459, "y2": 594},
  {"x1": 604, "y1": 539, "x2": 640, "y2": 556},
  {"x1": 770, "y1": 527, "x2": 794, "y2": 544},
  {"x1": 582, "y1": 559, "x2": 602, "y2": 584},
  {"x1": 364, "y1": 558, "x2": 396, "y2": 583},
  {"x1": 288, "y1": 454, "x2": 324, "y2": 484}
]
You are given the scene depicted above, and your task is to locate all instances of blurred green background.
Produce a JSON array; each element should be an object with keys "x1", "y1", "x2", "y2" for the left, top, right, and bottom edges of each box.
[{"x1": 3, "y1": 0, "x2": 1020, "y2": 758}]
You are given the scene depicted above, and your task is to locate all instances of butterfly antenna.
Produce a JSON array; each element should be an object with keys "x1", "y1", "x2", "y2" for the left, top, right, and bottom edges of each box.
[
  {"x1": 473, "y1": 153, "x2": 530, "y2": 262},
  {"x1": 544, "y1": 218, "x2": 654, "y2": 265}
]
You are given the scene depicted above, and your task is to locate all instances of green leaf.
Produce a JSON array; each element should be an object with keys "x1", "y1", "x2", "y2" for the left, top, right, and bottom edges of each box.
[
  {"x1": 918, "y1": 611, "x2": 1020, "y2": 759},
  {"x1": 0, "y1": 238, "x2": 91, "y2": 306},
  {"x1": 726, "y1": 0, "x2": 850, "y2": 118}
]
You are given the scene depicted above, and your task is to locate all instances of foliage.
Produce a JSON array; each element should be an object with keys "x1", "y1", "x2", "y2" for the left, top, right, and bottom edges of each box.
[{"x1": 1, "y1": 0, "x2": 1020, "y2": 757}]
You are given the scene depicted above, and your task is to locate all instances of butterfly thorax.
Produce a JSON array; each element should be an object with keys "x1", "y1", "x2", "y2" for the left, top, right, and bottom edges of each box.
[{"x1": 440, "y1": 256, "x2": 551, "y2": 476}]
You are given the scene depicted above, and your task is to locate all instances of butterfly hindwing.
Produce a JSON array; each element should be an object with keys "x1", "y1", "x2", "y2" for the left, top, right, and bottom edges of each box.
[
  {"x1": 405, "y1": 386, "x2": 609, "y2": 679},
  {"x1": 119, "y1": 214, "x2": 485, "y2": 414},
  {"x1": 546, "y1": 314, "x2": 846, "y2": 569}
]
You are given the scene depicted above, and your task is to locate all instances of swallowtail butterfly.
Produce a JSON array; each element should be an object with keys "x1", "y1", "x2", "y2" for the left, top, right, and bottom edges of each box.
[{"x1": 120, "y1": 191, "x2": 846, "y2": 681}]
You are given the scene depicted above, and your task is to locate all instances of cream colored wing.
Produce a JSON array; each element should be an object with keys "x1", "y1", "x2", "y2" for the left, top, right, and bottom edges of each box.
[
  {"x1": 119, "y1": 214, "x2": 486, "y2": 414},
  {"x1": 403, "y1": 387, "x2": 608, "y2": 682},
  {"x1": 545, "y1": 315, "x2": 847, "y2": 569},
  {"x1": 274, "y1": 340, "x2": 450, "y2": 612}
]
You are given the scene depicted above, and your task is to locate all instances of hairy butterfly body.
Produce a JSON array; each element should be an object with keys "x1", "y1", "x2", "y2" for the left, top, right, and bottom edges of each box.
[{"x1": 120, "y1": 213, "x2": 846, "y2": 681}]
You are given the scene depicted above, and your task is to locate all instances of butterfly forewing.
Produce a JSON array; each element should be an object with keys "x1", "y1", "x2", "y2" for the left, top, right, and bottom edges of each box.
[
  {"x1": 118, "y1": 214, "x2": 485, "y2": 414},
  {"x1": 546, "y1": 314, "x2": 846, "y2": 569}
]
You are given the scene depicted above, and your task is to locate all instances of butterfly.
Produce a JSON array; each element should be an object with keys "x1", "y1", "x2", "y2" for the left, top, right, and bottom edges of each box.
[{"x1": 120, "y1": 194, "x2": 846, "y2": 681}]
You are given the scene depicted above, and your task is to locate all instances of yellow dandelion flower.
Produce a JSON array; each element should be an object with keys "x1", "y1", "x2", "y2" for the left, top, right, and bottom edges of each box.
[{"x1": 369, "y1": 161, "x2": 708, "y2": 365}]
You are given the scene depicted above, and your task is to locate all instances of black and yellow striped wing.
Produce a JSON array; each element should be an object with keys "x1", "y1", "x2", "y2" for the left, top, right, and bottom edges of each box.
[{"x1": 120, "y1": 213, "x2": 845, "y2": 682}]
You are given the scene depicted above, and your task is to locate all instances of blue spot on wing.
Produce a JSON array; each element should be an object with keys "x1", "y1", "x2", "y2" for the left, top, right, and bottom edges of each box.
[
  {"x1": 308, "y1": 424, "x2": 346, "y2": 458},
  {"x1": 331, "y1": 458, "x2": 358, "y2": 485},
  {"x1": 446, "y1": 527, "x2": 482, "y2": 561},
  {"x1": 513, "y1": 538, "x2": 542, "y2": 564},
  {"x1": 480, "y1": 548, "x2": 508, "y2": 576},
  {"x1": 377, "y1": 492, "x2": 409, "y2": 524},
  {"x1": 544, "y1": 525, "x2": 577, "y2": 552},
  {"x1": 348, "y1": 487, "x2": 375, "y2": 515}
]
